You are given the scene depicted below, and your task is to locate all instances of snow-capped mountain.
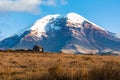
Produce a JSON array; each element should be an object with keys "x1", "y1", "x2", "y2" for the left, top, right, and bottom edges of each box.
[
  {"x1": 0, "y1": 13, "x2": 120, "y2": 54},
  {"x1": 115, "y1": 33, "x2": 120, "y2": 39}
]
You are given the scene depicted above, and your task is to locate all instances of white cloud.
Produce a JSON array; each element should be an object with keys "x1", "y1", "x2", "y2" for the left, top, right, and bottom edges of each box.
[
  {"x1": 0, "y1": 0, "x2": 68, "y2": 13},
  {"x1": 60, "y1": 0, "x2": 68, "y2": 5},
  {"x1": 42, "y1": 0, "x2": 68, "y2": 6},
  {"x1": 0, "y1": 0, "x2": 41, "y2": 13},
  {"x1": 41, "y1": 0, "x2": 56, "y2": 6}
]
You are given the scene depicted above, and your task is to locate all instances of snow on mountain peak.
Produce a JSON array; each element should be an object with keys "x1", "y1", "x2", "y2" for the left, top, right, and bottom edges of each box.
[
  {"x1": 30, "y1": 14, "x2": 62, "y2": 37},
  {"x1": 66, "y1": 13, "x2": 86, "y2": 28},
  {"x1": 29, "y1": 13, "x2": 106, "y2": 37},
  {"x1": 66, "y1": 13, "x2": 86, "y2": 23},
  {"x1": 66, "y1": 13, "x2": 105, "y2": 30},
  {"x1": 31, "y1": 14, "x2": 61, "y2": 31}
]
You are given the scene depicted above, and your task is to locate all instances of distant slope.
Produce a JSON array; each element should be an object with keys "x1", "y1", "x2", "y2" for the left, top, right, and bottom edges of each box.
[{"x1": 0, "y1": 13, "x2": 120, "y2": 54}]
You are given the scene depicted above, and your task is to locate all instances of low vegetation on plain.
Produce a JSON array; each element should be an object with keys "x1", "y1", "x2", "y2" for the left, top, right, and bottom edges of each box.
[{"x1": 0, "y1": 51, "x2": 120, "y2": 80}]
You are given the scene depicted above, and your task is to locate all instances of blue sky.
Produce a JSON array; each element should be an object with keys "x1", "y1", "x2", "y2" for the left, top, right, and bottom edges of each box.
[{"x1": 0, "y1": 0, "x2": 120, "y2": 40}]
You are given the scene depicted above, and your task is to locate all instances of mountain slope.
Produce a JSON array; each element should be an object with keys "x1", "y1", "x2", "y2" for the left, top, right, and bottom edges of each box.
[{"x1": 0, "y1": 13, "x2": 120, "y2": 54}]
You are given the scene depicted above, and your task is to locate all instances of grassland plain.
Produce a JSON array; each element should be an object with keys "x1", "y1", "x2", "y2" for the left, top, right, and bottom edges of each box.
[{"x1": 0, "y1": 51, "x2": 120, "y2": 80}]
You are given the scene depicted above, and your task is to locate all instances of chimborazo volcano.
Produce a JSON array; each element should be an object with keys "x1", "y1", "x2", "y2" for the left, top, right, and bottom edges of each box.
[{"x1": 0, "y1": 13, "x2": 120, "y2": 54}]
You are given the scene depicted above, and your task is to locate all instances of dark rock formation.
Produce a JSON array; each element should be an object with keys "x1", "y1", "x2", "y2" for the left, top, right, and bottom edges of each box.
[{"x1": 33, "y1": 45, "x2": 44, "y2": 52}]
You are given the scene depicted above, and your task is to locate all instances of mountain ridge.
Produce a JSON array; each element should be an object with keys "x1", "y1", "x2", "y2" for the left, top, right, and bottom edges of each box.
[{"x1": 0, "y1": 13, "x2": 120, "y2": 55}]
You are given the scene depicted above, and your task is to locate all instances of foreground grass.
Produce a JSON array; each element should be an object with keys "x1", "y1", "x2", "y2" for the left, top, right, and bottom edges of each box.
[{"x1": 0, "y1": 52, "x2": 120, "y2": 80}]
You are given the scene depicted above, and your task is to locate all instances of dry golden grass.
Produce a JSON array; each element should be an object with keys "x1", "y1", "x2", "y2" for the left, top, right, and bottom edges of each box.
[{"x1": 0, "y1": 51, "x2": 120, "y2": 80}]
